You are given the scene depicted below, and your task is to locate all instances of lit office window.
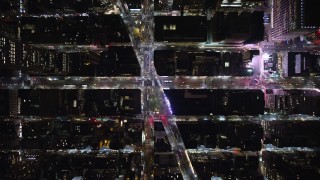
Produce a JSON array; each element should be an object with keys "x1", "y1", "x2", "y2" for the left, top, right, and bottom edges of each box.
[
  {"x1": 163, "y1": 24, "x2": 176, "y2": 31},
  {"x1": 170, "y1": 24, "x2": 176, "y2": 30}
]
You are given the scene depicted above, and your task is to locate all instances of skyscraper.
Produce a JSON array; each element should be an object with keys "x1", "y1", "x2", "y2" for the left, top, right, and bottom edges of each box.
[{"x1": 271, "y1": 0, "x2": 320, "y2": 40}]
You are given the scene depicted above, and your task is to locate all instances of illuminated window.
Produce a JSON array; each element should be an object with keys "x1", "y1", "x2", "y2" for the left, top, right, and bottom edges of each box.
[
  {"x1": 163, "y1": 24, "x2": 176, "y2": 31},
  {"x1": 225, "y1": 62, "x2": 229, "y2": 67},
  {"x1": 170, "y1": 24, "x2": 176, "y2": 30},
  {"x1": 76, "y1": 126, "x2": 80, "y2": 132}
]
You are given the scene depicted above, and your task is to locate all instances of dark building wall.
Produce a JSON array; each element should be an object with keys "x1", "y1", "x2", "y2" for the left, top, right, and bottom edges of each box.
[
  {"x1": 177, "y1": 121, "x2": 263, "y2": 150},
  {"x1": 23, "y1": 0, "x2": 106, "y2": 14},
  {"x1": 20, "y1": 15, "x2": 130, "y2": 44},
  {"x1": 309, "y1": 54, "x2": 320, "y2": 75},
  {"x1": 302, "y1": 0, "x2": 320, "y2": 27},
  {"x1": 165, "y1": 89, "x2": 265, "y2": 116},
  {"x1": 154, "y1": 16, "x2": 207, "y2": 42},
  {"x1": 249, "y1": 11, "x2": 264, "y2": 42},
  {"x1": 0, "y1": 90, "x2": 9, "y2": 115},
  {"x1": 18, "y1": 89, "x2": 141, "y2": 116},
  {"x1": 0, "y1": 90, "x2": 18, "y2": 116},
  {"x1": 154, "y1": 50, "x2": 175, "y2": 76},
  {"x1": 209, "y1": 11, "x2": 264, "y2": 43},
  {"x1": 1, "y1": 44, "x2": 140, "y2": 77},
  {"x1": 154, "y1": 50, "x2": 252, "y2": 76}
]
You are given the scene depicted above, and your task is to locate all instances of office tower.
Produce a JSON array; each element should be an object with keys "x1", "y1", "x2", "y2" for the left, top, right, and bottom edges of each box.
[{"x1": 271, "y1": 0, "x2": 320, "y2": 40}]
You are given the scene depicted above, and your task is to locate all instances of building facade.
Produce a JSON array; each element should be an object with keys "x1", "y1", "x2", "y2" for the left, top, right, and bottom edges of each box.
[{"x1": 271, "y1": 0, "x2": 320, "y2": 40}]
